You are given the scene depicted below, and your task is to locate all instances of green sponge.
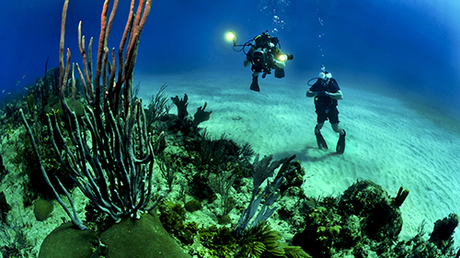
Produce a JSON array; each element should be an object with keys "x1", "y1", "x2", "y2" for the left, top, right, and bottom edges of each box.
[{"x1": 34, "y1": 198, "x2": 53, "y2": 221}]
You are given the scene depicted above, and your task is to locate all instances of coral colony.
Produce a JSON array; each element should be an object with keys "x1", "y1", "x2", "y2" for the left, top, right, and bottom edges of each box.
[{"x1": 0, "y1": 0, "x2": 458, "y2": 257}]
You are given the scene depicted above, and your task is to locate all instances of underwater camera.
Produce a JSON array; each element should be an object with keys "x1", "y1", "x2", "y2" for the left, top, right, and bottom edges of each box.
[
  {"x1": 251, "y1": 48, "x2": 267, "y2": 68},
  {"x1": 251, "y1": 48, "x2": 294, "y2": 78}
]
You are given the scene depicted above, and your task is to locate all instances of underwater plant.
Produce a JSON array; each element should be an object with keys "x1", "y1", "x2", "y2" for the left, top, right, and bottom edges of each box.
[
  {"x1": 393, "y1": 186, "x2": 410, "y2": 207},
  {"x1": 193, "y1": 102, "x2": 212, "y2": 127},
  {"x1": 198, "y1": 225, "x2": 237, "y2": 257},
  {"x1": 234, "y1": 154, "x2": 296, "y2": 238},
  {"x1": 156, "y1": 153, "x2": 177, "y2": 192},
  {"x1": 239, "y1": 221, "x2": 311, "y2": 258},
  {"x1": 391, "y1": 214, "x2": 460, "y2": 257},
  {"x1": 171, "y1": 93, "x2": 212, "y2": 128},
  {"x1": 146, "y1": 83, "x2": 173, "y2": 125},
  {"x1": 158, "y1": 201, "x2": 198, "y2": 245},
  {"x1": 429, "y1": 213, "x2": 459, "y2": 253},
  {"x1": 0, "y1": 211, "x2": 31, "y2": 257},
  {"x1": 171, "y1": 94, "x2": 189, "y2": 121},
  {"x1": 21, "y1": 0, "x2": 162, "y2": 230},
  {"x1": 209, "y1": 168, "x2": 238, "y2": 217}
]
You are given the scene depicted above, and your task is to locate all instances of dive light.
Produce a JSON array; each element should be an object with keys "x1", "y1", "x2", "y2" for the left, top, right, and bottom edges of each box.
[
  {"x1": 278, "y1": 54, "x2": 287, "y2": 62},
  {"x1": 276, "y1": 53, "x2": 293, "y2": 62},
  {"x1": 226, "y1": 30, "x2": 237, "y2": 46},
  {"x1": 276, "y1": 54, "x2": 294, "y2": 62}
]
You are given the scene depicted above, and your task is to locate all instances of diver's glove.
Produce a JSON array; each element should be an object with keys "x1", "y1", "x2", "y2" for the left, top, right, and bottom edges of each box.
[{"x1": 244, "y1": 59, "x2": 251, "y2": 68}]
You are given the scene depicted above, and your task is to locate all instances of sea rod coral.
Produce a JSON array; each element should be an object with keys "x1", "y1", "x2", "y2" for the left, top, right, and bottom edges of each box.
[{"x1": 20, "y1": 0, "x2": 163, "y2": 230}]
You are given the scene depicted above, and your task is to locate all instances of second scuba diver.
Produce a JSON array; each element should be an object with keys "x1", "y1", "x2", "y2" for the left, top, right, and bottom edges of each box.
[{"x1": 306, "y1": 68, "x2": 346, "y2": 154}]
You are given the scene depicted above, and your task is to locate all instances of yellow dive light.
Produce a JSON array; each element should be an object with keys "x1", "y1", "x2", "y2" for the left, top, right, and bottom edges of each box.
[
  {"x1": 226, "y1": 30, "x2": 237, "y2": 45},
  {"x1": 226, "y1": 31, "x2": 235, "y2": 41},
  {"x1": 278, "y1": 54, "x2": 287, "y2": 62}
]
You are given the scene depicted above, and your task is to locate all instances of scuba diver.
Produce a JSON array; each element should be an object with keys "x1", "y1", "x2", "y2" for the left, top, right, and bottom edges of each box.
[
  {"x1": 306, "y1": 68, "x2": 346, "y2": 154},
  {"x1": 227, "y1": 30, "x2": 293, "y2": 92},
  {"x1": 244, "y1": 31, "x2": 293, "y2": 92}
]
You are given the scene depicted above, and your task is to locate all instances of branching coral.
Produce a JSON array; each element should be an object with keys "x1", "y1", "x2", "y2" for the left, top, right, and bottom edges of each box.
[
  {"x1": 171, "y1": 93, "x2": 212, "y2": 130},
  {"x1": 235, "y1": 155, "x2": 296, "y2": 238},
  {"x1": 20, "y1": 0, "x2": 162, "y2": 230}
]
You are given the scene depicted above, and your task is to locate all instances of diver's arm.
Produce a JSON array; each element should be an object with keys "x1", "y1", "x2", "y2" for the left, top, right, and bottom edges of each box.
[
  {"x1": 306, "y1": 90, "x2": 343, "y2": 99},
  {"x1": 271, "y1": 48, "x2": 286, "y2": 69},
  {"x1": 273, "y1": 59, "x2": 286, "y2": 69},
  {"x1": 244, "y1": 59, "x2": 251, "y2": 68},
  {"x1": 329, "y1": 90, "x2": 343, "y2": 100},
  {"x1": 306, "y1": 90, "x2": 317, "y2": 98}
]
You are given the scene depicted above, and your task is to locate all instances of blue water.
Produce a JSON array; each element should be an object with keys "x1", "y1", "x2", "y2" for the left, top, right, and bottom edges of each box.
[{"x1": 1, "y1": 0, "x2": 459, "y2": 117}]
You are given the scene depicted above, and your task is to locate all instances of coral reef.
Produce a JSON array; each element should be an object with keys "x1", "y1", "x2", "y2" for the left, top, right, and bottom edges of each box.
[
  {"x1": 339, "y1": 180, "x2": 403, "y2": 243},
  {"x1": 239, "y1": 221, "x2": 311, "y2": 258},
  {"x1": 38, "y1": 223, "x2": 98, "y2": 258},
  {"x1": 292, "y1": 180, "x2": 459, "y2": 257},
  {"x1": 0, "y1": 217, "x2": 30, "y2": 257},
  {"x1": 2, "y1": 80, "x2": 460, "y2": 257},
  {"x1": 1, "y1": 56, "x2": 459, "y2": 257},
  {"x1": 0, "y1": 2, "x2": 458, "y2": 257},
  {"x1": 429, "y1": 213, "x2": 459, "y2": 253},
  {"x1": 100, "y1": 212, "x2": 191, "y2": 258}
]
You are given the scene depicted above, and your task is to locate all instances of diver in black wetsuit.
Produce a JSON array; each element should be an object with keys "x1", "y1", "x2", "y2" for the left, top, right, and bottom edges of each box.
[
  {"x1": 243, "y1": 31, "x2": 293, "y2": 92},
  {"x1": 306, "y1": 69, "x2": 346, "y2": 154}
]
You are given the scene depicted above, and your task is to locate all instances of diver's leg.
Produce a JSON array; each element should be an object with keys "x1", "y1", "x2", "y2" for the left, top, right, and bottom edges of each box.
[
  {"x1": 315, "y1": 123, "x2": 324, "y2": 133},
  {"x1": 315, "y1": 123, "x2": 327, "y2": 150},
  {"x1": 250, "y1": 72, "x2": 260, "y2": 92},
  {"x1": 331, "y1": 123, "x2": 344, "y2": 135},
  {"x1": 332, "y1": 123, "x2": 346, "y2": 154}
]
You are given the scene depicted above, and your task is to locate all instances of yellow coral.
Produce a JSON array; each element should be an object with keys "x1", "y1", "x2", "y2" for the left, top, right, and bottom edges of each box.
[
  {"x1": 316, "y1": 207, "x2": 327, "y2": 213},
  {"x1": 329, "y1": 225, "x2": 342, "y2": 236},
  {"x1": 317, "y1": 226, "x2": 327, "y2": 233}
]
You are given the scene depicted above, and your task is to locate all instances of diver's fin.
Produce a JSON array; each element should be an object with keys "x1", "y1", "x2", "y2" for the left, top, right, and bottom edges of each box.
[
  {"x1": 336, "y1": 130, "x2": 346, "y2": 154},
  {"x1": 275, "y1": 68, "x2": 285, "y2": 78},
  {"x1": 250, "y1": 75, "x2": 260, "y2": 92},
  {"x1": 315, "y1": 131, "x2": 328, "y2": 150}
]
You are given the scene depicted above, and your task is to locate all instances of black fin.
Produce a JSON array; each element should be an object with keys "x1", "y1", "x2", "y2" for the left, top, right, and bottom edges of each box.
[
  {"x1": 315, "y1": 131, "x2": 328, "y2": 150},
  {"x1": 250, "y1": 76, "x2": 260, "y2": 92},
  {"x1": 336, "y1": 130, "x2": 346, "y2": 154},
  {"x1": 275, "y1": 68, "x2": 284, "y2": 78}
]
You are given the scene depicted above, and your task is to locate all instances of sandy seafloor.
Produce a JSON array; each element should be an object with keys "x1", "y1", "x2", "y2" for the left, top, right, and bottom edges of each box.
[{"x1": 136, "y1": 70, "x2": 460, "y2": 244}]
